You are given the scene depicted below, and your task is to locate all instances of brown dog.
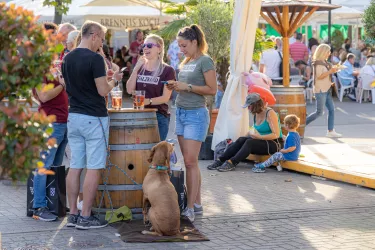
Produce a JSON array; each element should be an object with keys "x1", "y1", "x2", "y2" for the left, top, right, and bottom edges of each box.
[{"x1": 142, "y1": 141, "x2": 180, "y2": 236}]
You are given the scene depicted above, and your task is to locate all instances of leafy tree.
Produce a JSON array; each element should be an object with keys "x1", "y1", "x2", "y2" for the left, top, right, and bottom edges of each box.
[
  {"x1": 0, "y1": 3, "x2": 63, "y2": 181},
  {"x1": 331, "y1": 30, "x2": 344, "y2": 51},
  {"x1": 43, "y1": 0, "x2": 72, "y2": 24},
  {"x1": 363, "y1": 0, "x2": 375, "y2": 45},
  {"x1": 159, "y1": 0, "x2": 273, "y2": 87}
]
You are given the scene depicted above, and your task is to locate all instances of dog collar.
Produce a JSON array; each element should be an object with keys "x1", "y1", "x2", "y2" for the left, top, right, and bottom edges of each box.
[{"x1": 149, "y1": 165, "x2": 169, "y2": 171}]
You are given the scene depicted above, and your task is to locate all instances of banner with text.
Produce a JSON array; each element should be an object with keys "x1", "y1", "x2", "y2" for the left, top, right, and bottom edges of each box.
[{"x1": 85, "y1": 15, "x2": 175, "y2": 30}]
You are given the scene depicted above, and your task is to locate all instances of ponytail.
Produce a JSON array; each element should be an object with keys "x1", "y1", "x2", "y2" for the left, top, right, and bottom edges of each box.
[{"x1": 177, "y1": 24, "x2": 208, "y2": 68}]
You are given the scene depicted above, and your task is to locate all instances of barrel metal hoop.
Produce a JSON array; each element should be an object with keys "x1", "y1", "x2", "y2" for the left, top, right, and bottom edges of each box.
[
  {"x1": 97, "y1": 184, "x2": 143, "y2": 191},
  {"x1": 270, "y1": 91, "x2": 305, "y2": 94},
  {"x1": 110, "y1": 143, "x2": 156, "y2": 151},
  {"x1": 272, "y1": 104, "x2": 306, "y2": 107},
  {"x1": 110, "y1": 120, "x2": 158, "y2": 126},
  {"x1": 109, "y1": 112, "x2": 156, "y2": 119}
]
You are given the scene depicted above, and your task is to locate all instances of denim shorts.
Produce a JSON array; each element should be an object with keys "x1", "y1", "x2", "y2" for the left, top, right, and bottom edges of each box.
[
  {"x1": 67, "y1": 113, "x2": 109, "y2": 170},
  {"x1": 175, "y1": 107, "x2": 210, "y2": 142},
  {"x1": 156, "y1": 112, "x2": 171, "y2": 141}
]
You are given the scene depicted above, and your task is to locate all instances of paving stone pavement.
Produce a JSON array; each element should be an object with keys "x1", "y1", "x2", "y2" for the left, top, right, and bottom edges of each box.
[
  {"x1": 1, "y1": 161, "x2": 375, "y2": 250},
  {"x1": 1, "y1": 100, "x2": 375, "y2": 249}
]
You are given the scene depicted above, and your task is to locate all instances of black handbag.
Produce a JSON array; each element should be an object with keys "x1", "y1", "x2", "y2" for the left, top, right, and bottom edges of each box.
[
  {"x1": 170, "y1": 170, "x2": 187, "y2": 212},
  {"x1": 26, "y1": 166, "x2": 66, "y2": 217}
]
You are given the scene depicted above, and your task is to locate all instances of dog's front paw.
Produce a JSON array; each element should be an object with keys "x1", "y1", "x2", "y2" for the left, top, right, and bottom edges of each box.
[{"x1": 141, "y1": 230, "x2": 149, "y2": 235}]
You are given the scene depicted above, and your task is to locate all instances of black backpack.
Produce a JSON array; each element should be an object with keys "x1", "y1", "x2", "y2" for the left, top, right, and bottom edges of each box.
[{"x1": 277, "y1": 52, "x2": 291, "y2": 78}]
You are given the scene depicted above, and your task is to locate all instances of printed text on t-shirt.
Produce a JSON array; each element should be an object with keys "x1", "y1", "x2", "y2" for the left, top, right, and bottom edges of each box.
[
  {"x1": 137, "y1": 75, "x2": 160, "y2": 85},
  {"x1": 181, "y1": 65, "x2": 196, "y2": 72}
]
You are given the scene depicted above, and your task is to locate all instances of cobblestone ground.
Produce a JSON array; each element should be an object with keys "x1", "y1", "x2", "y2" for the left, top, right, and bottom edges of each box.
[
  {"x1": 1, "y1": 162, "x2": 375, "y2": 250},
  {"x1": 1, "y1": 101, "x2": 375, "y2": 250}
]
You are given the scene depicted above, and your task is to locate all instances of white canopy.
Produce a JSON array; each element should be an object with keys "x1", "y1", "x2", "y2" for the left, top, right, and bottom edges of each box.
[
  {"x1": 307, "y1": 5, "x2": 363, "y2": 25},
  {"x1": 212, "y1": 0, "x2": 262, "y2": 149},
  {"x1": 8, "y1": 0, "x2": 175, "y2": 29},
  {"x1": 332, "y1": 0, "x2": 370, "y2": 11},
  {"x1": 259, "y1": 5, "x2": 364, "y2": 26}
]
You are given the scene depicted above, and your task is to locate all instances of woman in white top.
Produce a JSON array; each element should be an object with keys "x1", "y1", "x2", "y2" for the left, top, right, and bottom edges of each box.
[
  {"x1": 360, "y1": 57, "x2": 375, "y2": 76},
  {"x1": 359, "y1": 57, "x2": 375, "y2": 102}
]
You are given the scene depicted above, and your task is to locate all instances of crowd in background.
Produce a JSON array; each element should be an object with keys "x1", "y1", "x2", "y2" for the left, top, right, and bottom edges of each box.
[{"x1": 258, "y1": 31, "x2": 375, "y2": 103}]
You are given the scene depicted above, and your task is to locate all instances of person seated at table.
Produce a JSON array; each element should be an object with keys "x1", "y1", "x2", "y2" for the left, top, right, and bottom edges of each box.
[
  {"x1": 360, "y1": 48, "x2": 369, "y2": 68},
  {"x1": 126, "y1": 34, "x2": 176, "y2": 141},
  {"x1": 207, "y1": 93, "x2": 284, "y2": 172},
  {"x1": 295, "y1": 60, "x2": 311, "y2": 88},
  {"x1": 339, "y1": 53, "x2": 359, "y2": 85},
  {"x1": 360, "y1": 57, "x2": 375, "y2": 76},
  {"x1": 331, "y1": 49, "x2": 340, "y2": 65},
  {"x1": 339, "y1": 53, "x2": 359, "y2": 101},
  {"x1": 339, "y1": 51, "x2": 347, "y2": 65},
  {"x1": 359, "y1": 57, "x2": 375, "y2": 102}
]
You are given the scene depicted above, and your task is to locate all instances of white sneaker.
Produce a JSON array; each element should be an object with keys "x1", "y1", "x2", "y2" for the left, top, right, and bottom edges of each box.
[
  {"x1": 326, "y1": 130, "x2": 342, "y2": 138},
  {"x1": 181, "y1": 207, "x2": 195, "y2": 222},
  {"x1": 77, "y1": 201, "x2": 83, "y2": 211},
  {"x1": 276, "y1": 163, "x2": 283, "y2": 172}
]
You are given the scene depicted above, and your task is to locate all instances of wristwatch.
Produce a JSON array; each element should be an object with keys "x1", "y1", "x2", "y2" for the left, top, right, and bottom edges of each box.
[
  {"x1": 149, "y1": 98, "x2": 153, "y2": 105},
  {"x1": 187, "y1": 84, "x2": 193, "y2": 92}
]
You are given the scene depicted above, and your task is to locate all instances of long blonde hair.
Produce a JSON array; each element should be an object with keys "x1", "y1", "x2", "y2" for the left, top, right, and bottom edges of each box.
[
  {"x1": 142, "y1": 34, "x2": 166, "y2": 78},
  {"x1": 313, "y1": 44, "x2": 331, "y2": 61},
  {"x1": 177, "y1": 24, "x2": 208, "y2": 67},
  {"x1": 366, "y1": 57, "x2": 375, "y2": 66}
]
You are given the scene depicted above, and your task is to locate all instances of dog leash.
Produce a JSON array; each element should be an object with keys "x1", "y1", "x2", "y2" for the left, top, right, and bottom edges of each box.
[{"x1": 97, "y1": 117, "x2": 141, "y2": 222}]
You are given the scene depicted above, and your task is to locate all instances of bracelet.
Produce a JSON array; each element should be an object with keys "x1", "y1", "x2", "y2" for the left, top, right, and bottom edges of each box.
[{"x1": 149, "y1": 98, "x2": 153, "y2": 105}]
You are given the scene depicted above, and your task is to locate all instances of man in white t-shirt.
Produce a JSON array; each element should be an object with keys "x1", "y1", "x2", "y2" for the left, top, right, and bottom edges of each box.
[
  {"x1": 289, "y1": 32, "x2": 297, "y2": 44},
  {"x1": 259, "y1": 44, "x2": 282, "y2": 79}
]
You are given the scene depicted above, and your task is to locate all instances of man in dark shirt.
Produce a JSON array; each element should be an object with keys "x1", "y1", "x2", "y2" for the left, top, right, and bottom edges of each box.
[
  {"x1": 32, "y1": 22, "x2": 69, "y2": 222},
  {"x1": 62, "y1": 20, "x2": 122, "y2": 230}
]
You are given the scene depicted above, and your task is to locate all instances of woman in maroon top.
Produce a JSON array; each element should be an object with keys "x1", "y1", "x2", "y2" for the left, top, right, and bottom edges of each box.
[
  {"x1": 127, "y1": 34, "x2": 176, "y2": 141},
  {"x1": 30, "y1": 22, "x2": 69, "y2": 222}
]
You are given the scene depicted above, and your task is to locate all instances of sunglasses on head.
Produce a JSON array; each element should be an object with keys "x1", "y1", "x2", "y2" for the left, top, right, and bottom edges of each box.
[{"x1": 141, "y1": 43, "x2": 160, "y2": 49}]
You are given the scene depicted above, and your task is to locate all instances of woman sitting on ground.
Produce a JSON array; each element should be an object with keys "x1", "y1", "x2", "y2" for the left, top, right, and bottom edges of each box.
[{"x1": 207, "y1": 93, "x2": 284, "y2": 172}]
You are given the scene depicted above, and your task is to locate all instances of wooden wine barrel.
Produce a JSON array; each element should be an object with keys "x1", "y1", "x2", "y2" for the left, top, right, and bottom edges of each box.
[
  {"x1": 94, "y1": 108, "x2": 160, "y2": 215},
  {"x1": 270, "y1": 86, "x2": 306, "y2": 138}
]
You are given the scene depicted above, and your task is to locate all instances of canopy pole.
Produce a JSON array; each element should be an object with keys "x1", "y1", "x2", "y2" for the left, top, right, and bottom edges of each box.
[
  {"x1": 328, "y1": 0, "x2": 332, "y2": 44},
  {"x1": 282, "y1": 6, "x2": 290, "y2": 87}
]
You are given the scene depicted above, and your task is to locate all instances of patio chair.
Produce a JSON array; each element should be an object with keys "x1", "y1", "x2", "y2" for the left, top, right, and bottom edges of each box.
[
  {"x1": 358, "y1": 73, "x2": 375, "y2": 104},
  {"x1": 290, "y1": 75, "x2": 302, "y2": 86},
  {"x1": 336, "y1": 72, "x2": 355, "y2": 102}
]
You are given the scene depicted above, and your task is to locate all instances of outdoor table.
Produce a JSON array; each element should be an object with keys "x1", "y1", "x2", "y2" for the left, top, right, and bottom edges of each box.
[{"x1": 94, "y1": 108, "x2": 160, "y2": 218}]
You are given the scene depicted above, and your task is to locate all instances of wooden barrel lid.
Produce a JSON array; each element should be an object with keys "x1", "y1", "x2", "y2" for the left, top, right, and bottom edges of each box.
[{"x1": 108, "y1": 108, "x2": 158, "y2": 113}]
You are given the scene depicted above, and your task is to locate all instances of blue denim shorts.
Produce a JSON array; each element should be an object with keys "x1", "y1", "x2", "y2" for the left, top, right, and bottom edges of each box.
[
  {"x1": 67, "y1": 113, "x2": 109, "y2": 170},
  {"x1": 175, "y1": 107, "x2": 210, "y2": 142}
]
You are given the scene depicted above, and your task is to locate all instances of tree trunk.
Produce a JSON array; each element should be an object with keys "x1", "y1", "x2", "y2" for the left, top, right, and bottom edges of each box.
[
  {"x1": 54, "y1": 10, "x2": 63, "y2": 24},
  {"x1": 216, "y1": 56, "x2": 230, "y2": 90},
  {"x1": 54, "y1": 0, "x2": 63, "y2": 25}
]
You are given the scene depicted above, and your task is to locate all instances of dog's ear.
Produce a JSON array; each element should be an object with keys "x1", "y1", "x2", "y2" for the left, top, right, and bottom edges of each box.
[{"x1": 148, "y1": 145, "x2": 156, "y2": 163}]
